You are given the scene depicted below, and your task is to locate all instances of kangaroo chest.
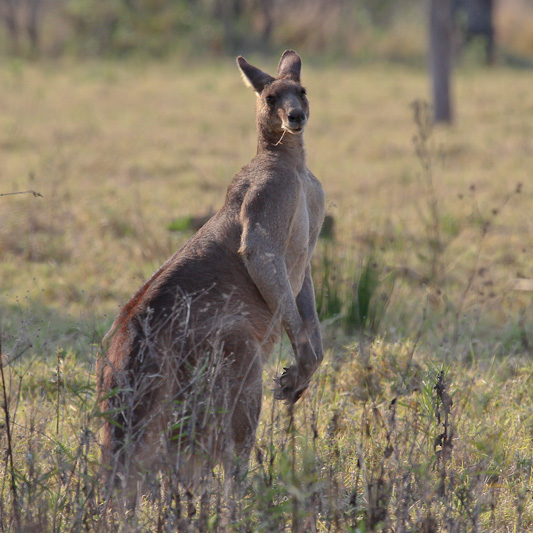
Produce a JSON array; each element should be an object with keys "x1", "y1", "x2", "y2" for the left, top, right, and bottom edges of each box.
[{"x1": 285, "y1": 169, "x2": 325, "y2": 294}]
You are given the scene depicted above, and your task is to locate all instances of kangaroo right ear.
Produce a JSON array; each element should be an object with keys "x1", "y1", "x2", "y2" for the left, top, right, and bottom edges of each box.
[
  {"x1": 237, "y1": 56, "x2": 275, "y2": 95},
  {"x1": 277, "y1": 50, "x2": 302, "y2": 82}
]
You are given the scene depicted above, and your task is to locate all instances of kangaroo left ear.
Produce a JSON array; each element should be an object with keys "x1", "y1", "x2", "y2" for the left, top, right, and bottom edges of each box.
[
  {"x1": 237, "y1": 56, "x2": 275, "y2": 95},
  {"x1": 277, "y1": 50, "x2": 302, "y2": 82}
]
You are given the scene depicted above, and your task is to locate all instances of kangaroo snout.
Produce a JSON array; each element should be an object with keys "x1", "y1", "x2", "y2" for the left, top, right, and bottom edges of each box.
[
  {"x1": 285, "y1": 109, "x2": 307, "y2": 132},
  {"x1": 287, "y1": 109, "x2": 307, "y2": 131}
]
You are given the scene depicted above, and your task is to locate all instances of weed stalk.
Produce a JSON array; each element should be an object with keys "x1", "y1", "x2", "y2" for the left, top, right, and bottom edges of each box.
[
  {"x1": 55, "y1": 348, "x2": 62, "y2": 436},
  {"x1": 0, "y1": 338, "x2": 20, "y2": 531},
  {"x1": 412, "y1": 99, "x2": 443, "y2": 283}
]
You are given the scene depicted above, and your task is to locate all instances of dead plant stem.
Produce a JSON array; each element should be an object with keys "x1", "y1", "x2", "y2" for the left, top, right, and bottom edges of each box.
[
  {"x1": 0, "y1": 339, "x2": 20, "y2": 531},
  {"x1": 0, "y1": 190, "x2": 43, "y2": 198}
]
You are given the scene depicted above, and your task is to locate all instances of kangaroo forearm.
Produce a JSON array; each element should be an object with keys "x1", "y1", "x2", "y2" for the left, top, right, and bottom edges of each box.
[
  {"x1": 306, "y1": 323, "x2": 323, "y2": 364},
  {"x1": 246, "y1": 260, "x2": 322, "y2": 379},
  {"x1": 296, "y1": 269, "x2": 323, "y2": 363},
  {"x1": 243, "y1": 254, "x2": 304, "y2": 348}
]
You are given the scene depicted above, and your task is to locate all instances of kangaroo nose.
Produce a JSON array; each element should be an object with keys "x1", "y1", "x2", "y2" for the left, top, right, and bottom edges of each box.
[{"x1": 288, "y1": 111, "x2": 305, "y2": 123}]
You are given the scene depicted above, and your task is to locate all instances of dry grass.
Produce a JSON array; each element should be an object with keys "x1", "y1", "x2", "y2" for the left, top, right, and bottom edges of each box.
[
  {"x1": 1, "y1": 59, "x2": 531, "y2": 317},
  {"x1": 0, "y1": 57, "x2": 532, "y2": 530},
  {"x1": 0, "y1": 339, "x2": 531, "y2": 530}
]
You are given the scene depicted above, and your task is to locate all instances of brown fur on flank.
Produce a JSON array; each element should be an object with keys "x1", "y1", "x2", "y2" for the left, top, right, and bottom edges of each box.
[{"x1": 97, "y1": 50, "x2": 325, "y2": 503}]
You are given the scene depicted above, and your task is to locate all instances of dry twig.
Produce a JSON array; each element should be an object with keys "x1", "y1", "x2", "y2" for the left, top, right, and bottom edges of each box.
[{"x1": 0, "y1": 190, "x2": 43, "y2": 198}]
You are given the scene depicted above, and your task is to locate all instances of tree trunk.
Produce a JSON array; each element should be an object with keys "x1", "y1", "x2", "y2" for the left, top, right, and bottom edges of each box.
[
  {"x1": 466, "y1": 0, "x2": 495, "y2": 65},
  {"x1": 260, "y1": 0, "x2": 274, "y2": 44},
  {"x1": 26, "y1": 0, "x2": 43, "y2": 55},
  {"x1": 2, "y1": 0, "x2": 20, "y2": 54},
  {"x1": 429, "y1": 0, "x2": 454, "y2": 123}
]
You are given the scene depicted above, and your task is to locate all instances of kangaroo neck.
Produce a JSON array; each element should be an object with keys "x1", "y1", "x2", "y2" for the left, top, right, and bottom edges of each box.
[{"x1": 256, "y1": 124, "x2": 306, "y2": 164}]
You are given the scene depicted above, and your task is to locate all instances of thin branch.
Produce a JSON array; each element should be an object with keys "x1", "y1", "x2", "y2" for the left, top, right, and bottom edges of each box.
[{"x1": 0, "y1": 190, "x2": 43, "y2": 198}]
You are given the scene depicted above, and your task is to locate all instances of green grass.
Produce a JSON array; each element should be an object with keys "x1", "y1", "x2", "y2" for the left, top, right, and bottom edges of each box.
[{"x1": 1, "y1": 57, "x2": 532, "y2": 530}]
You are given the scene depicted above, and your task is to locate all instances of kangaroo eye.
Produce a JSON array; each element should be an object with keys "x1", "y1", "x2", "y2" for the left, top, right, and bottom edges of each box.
[
  {"x1": 265, "y1": 95, "x2": 276, "y2": 105},
  {"x1": 300, "y1": 88, "x2": 307, "y2": 97}
]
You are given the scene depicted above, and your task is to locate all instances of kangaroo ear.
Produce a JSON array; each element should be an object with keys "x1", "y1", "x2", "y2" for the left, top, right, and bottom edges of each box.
[
  {"x1": 277, "y1": 50, "x2": 302, "y2": 82},
  {"x1": 237, "y1": 56, "x2": 275, "y2": 95}
]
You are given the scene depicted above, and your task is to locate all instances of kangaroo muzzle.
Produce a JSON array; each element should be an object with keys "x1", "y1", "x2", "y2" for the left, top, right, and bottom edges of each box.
[{"x1": 285, "y1": 109, "x2": 307, "y2": 133}]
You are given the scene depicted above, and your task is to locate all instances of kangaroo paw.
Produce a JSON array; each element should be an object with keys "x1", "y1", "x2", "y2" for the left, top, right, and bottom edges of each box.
[{"x1": 274, "y1": 365, "x2": 306, "y2": 404}]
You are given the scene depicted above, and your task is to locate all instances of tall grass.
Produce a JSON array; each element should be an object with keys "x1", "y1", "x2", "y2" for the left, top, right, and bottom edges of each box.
[
  {"x1": 0, "y1": 334, "x2": 531, "y2": 531},
  {"x1": 313, "y1": 243, "x2": 394, "y2": 334}
]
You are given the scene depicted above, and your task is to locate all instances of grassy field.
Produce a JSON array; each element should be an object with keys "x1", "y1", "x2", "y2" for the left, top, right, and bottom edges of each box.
[{"x1": 0, "y1": 57, "x2": 532, "y2": 530}]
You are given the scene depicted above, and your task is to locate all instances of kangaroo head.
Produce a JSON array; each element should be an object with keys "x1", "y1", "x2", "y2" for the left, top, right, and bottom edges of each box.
[{"x1": 237, "y1": 50, "x2": 309, "y2": 136}]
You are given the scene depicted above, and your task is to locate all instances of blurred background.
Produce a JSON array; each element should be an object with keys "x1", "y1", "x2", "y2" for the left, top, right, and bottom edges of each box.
[
  {"x1": 3, "y1": 0, "x2": 533, "y2": 127},
  {"x1": 0, "y1": 0, "x2": 532, "y2": 64}
]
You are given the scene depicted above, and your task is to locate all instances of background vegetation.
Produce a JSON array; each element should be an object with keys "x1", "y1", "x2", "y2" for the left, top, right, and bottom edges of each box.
[
  {"x1": 0, "y1": 0, "x2": 532, "y2": 531},
  {"x1": 1, "y1": 0, "x2": 533, "y2": 62}
]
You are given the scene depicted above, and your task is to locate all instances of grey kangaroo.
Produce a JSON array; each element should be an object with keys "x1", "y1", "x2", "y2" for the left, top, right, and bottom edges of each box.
[{"x1": 97, "y1": 50, "x2": 326, "y2": 502}]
